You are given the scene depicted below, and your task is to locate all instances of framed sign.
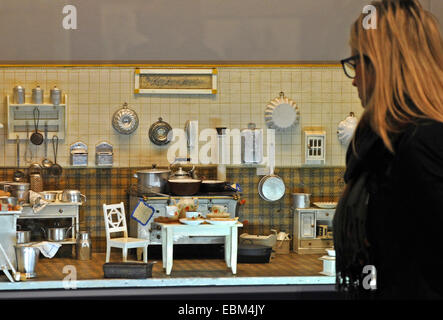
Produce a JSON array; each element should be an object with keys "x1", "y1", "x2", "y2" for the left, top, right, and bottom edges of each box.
[{"x1": 134, "y1": 68, "x2": 217, "y2": 94}]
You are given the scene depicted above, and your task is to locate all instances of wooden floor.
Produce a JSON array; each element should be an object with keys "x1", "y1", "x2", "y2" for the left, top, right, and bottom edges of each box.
[{"x1": 12, "y1": 251, "x2": 326, "y2": 282}]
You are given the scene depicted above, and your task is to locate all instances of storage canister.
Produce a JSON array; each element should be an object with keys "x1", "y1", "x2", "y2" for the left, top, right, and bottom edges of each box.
[
  {"x1": 30, "y1": 173, "x2": 43, "y2": 192},
  {"x1": 291, "y1": 193, "x2": 311, "y2": 208},
  {"x1": 70, "y1": 141, "x2": 88, "y2": 166},
  {"x1": 95, "y1": 141, "x2": 113, "y2": 167},
  {"x1": 50, "y1": 86, "x2": 61, "y2": 105},
  {"x1": 32, "y1": 85, "x2": 44, "y2": 104},
  {"x1": 13, "y1": 85, "x2": 25, "y2": 104}
]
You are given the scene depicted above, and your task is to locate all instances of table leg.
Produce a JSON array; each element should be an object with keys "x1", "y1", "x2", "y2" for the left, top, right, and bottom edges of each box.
[
  {"x1": 72, "y1": 217, "x2": 76, "y2": 257},
  {"x1": 161, "y1": 227, "x2": 167, "y2": 269},
  {"x1": 225, "y1": 231, "x2": 231, "y2": 268},
  {"x1": 166, "y1": 227, "x2": 173, "y2": 275},
  {"x1": 230, "y1": 226, "x2": 238, "y2": 274}
]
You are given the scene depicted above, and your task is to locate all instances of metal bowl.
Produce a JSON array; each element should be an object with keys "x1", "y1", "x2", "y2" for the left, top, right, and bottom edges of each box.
[{"x1": 40, "y1": 191, "x2": 60, "y2": 202}]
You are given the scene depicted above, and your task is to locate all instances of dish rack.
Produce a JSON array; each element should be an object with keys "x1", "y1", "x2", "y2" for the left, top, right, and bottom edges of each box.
[{"x1": 6, "y1": 95, "x2": 68, "y2": 141}]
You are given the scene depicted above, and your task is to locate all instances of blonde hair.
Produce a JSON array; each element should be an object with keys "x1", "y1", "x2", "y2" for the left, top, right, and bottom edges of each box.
[{"x1": 350, "y1": 0, "x2": 443, "y2": 152}]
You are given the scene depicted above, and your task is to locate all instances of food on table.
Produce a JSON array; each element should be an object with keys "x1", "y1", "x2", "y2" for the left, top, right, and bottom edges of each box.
[{"x1": 0, "y1": 190, "x2": 11, "y2": 197}]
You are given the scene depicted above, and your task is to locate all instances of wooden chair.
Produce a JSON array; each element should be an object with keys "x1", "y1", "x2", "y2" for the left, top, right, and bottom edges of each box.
[{"x1": 103, "y1": 202, "x2": 149, "y2": 263}]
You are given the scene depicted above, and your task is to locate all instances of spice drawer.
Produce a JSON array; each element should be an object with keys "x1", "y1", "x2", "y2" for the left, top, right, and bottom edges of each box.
[{"x1": 300, "y1": 239, "x2": 333, "y2": 248}]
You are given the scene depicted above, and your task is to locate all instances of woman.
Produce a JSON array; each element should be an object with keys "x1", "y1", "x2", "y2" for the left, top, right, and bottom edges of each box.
[{"x1": 334, "y1": 0, "x2": 443, "y2": 299}]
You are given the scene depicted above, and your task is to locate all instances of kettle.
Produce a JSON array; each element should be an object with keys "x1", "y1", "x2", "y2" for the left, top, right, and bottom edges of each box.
[{"x1": 169, "y1": 157, "x2": 196, "y2": 179}]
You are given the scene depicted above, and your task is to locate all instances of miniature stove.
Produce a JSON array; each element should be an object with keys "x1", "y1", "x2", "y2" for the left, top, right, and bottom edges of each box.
[{"x1": 128, "y1": 185, "x2": 240, "y2": 245}]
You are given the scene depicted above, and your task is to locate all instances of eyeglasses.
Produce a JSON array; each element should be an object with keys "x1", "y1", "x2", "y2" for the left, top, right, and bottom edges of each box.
[{"x1": 340, "y1": 55, "x2": 367, "y2": 79}]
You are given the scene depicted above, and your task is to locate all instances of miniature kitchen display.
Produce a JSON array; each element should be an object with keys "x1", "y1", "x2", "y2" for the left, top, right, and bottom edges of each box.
[
  {"x1": 0, "y1": 65, "x2": 347, "y2": 291},
  {"x1": 0, "y1": 62, "x2": 351, "y2": 295},
  {"x1": 0, "y1": 10, "x2": 380, "y2": 293}
]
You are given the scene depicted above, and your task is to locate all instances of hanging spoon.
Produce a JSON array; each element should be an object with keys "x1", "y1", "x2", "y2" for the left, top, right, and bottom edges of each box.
[
  {"x1": 41, "y1": 123, "x2": 53, "y2": 169},
  {"x1": 13, "y1": 136, "x2": 25, "y2": 182},
  {"x1": 24, "y1": 121, "x2": 33, "y2": 164}
]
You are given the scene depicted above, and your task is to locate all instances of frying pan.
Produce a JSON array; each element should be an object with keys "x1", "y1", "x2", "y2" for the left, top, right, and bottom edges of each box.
[
  {"x1": 50, "y1": 135, "x2": 63, "y2": 177},
  {"x1": 258, "y1": 141, "x2": 285, "y2": 202},
  {"x1": 200, "y1": 179, "x2": 240, "y2": 193},
  {"x1": 30, "y1": 107, "x2": 44, "y2": 145}
]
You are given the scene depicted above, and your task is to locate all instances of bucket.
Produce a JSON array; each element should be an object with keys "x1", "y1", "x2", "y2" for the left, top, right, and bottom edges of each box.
[
  {"x1": 15, "y1": 245, "x2": 39, "y2": 278},
  {"x1": 291, "y1": 193, "x2": 311, "y2": 208}
]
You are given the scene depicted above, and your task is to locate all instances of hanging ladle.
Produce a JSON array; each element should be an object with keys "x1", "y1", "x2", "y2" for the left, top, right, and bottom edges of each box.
[
  {"x1": 13, "y1": 136, "x2": 26, "y2": 182},
  {"x1": 50, "y1": 135, "x2": 63, "y2": 177},
  {"x1": 41, "y1": 124, "x2": 53, "y2": 169},
  {"x1": 30, "y1": 107, "x2": 44, "y2": 145}
]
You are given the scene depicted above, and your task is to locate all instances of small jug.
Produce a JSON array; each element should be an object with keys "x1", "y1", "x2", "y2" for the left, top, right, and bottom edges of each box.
[
  {"x1": 76, "y1": 231, "x2": 92, "y2": 260},
  {"x1": 176, "y1": 197, "x2": 199, "y2": 219}
]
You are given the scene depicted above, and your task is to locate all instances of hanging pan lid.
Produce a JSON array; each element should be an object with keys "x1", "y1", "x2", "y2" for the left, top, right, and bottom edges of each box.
[
  {"x1": 112, "y1": 102, "x2": 139, "y2": 135},
  {"x1": 149, "y1": 117, "x2": 172, "y2": 146},
  {"x1": 265, "y1": 92, "x2": 300, "y2": 131}
]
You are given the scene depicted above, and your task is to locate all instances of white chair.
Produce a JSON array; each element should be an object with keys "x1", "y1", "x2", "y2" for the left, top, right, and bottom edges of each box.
[{"x1": 103, "y1": 202, "x2": 149, "y2": 263}]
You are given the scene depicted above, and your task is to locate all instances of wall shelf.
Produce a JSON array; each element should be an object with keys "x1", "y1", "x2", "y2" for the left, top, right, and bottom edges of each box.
[{"x1": 6, "y1": 94, "x2": 68, "y2": 141}]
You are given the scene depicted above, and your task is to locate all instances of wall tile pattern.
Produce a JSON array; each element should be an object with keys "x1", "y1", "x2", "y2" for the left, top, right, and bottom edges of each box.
[{"x1": 0, "y1": 66, "x2": 362, "y2": 168}]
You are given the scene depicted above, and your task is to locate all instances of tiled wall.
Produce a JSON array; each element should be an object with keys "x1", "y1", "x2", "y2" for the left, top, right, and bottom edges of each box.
[{"x1": 0, "y1": 66, "x2": 362, "y2": 168}]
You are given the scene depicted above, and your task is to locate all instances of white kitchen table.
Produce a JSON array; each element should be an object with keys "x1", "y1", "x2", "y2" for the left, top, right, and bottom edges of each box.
[{"x1": 158, "y1": 221, "x2": 243, "y2": 275}]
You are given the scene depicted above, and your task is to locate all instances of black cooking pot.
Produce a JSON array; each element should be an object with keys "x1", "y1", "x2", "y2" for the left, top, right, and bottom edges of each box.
[{"x1": 168, "y1": 178, "x2": 201, "y2": 196}]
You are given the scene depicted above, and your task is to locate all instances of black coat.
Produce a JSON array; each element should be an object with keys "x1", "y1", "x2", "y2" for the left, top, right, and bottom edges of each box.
[{"x1": 344, "y1": 119, "x2": 443, "y2": 299}]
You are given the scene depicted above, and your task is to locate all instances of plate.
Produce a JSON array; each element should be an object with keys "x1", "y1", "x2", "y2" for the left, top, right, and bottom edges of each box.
[
  {"x1": 206, "y1": 212, "x2": 231, "y2": 219},
  {"x1": 206, "y1": 218, "x2": 238, "y2": 226},
  {"x1": 313, "y1": 202, "x2": 337, "y2": 209},
  {"x1": 179, "y1": 218, "x2": 205, "y2": 226}
]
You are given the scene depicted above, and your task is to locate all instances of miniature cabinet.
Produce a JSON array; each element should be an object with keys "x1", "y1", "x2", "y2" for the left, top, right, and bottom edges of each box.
[{"x1": 293, "y1": 208, "x2": 334, "y2": 254}]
